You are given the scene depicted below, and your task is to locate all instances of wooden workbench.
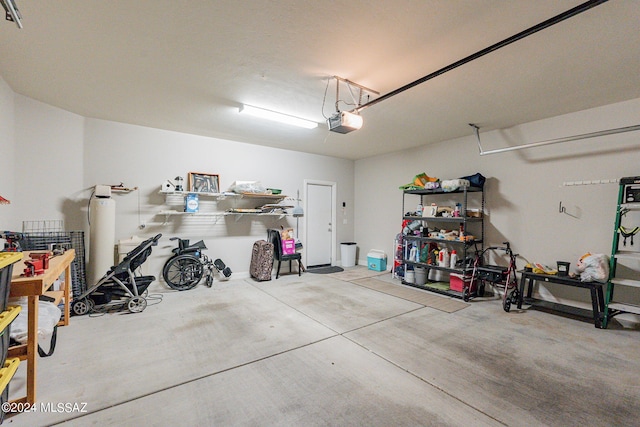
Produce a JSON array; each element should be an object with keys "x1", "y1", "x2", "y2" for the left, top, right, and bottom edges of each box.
[{"x1": 8, "y1": 249, "x2": 75, "y2": 405}]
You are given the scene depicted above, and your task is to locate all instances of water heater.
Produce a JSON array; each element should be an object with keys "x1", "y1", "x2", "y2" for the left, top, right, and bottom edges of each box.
[{"x1": 88, "y1": 195, "x2": 116, "y2": 284}]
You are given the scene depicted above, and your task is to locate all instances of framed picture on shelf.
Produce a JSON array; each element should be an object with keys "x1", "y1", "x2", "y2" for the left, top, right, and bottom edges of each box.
[{"x1": 188, "y1": 172, "x2": 220, "y2": 194}]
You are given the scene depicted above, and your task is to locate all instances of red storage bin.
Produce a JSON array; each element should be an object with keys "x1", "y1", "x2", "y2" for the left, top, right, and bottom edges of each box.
[{"x1": 450, "y1": 273, "x2": 474, "y2": 293}]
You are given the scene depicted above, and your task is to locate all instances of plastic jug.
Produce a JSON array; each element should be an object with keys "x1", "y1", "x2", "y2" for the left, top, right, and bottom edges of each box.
[
  {"x1": 450, "y1": 250, "x2": 458, "y2": 268},
  {"x1": 440, "y1": 248, "x2": 450, "y2": 268}
]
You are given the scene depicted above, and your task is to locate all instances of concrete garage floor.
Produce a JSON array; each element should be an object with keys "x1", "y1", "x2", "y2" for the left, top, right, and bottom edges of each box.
[{"x1": 5, "y1": 267, "x2": 640, "y2": 426}]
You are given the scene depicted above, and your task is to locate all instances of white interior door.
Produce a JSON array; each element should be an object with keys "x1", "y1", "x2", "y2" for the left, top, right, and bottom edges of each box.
[{"x1": 305, "y1": 182, "x2": 335, "y2": 267}]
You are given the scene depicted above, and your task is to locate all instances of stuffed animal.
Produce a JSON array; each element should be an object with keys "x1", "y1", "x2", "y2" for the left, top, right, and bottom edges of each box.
[{"x1": 575, "y1": 253, "x2": 609, "y2": 282}]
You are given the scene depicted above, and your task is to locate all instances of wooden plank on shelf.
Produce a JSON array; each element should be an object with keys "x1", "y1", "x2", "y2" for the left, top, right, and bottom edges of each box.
[
  {"x1": 8, "y1": 343, "x2": 27, "y2": 360},
  {"x1": 44, "y1": 290, "x2": 64, "y2": 306},
  {"x1": 240, "y1": 193, "x2": 286, "y2": 198}
]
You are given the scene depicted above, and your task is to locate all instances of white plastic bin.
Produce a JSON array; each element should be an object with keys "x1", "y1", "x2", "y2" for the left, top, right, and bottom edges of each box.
[
  {"x1": 340, "y1": 242, "x2": 357, "y2": 267},
  {"x1": 415, "y1": 267, "x2": 427, "y2": 285}
]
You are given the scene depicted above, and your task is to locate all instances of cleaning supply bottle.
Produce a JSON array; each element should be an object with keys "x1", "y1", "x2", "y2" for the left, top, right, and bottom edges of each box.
[
  {"x1": 450, "y1": 250, "x2": 458, "y2": 268},
  {"x1": 409, "y1": 246, "x2": 417, "y2": 262},
  {"x1": 441, "y1": 248, "x2": 450, "y2": 269}
]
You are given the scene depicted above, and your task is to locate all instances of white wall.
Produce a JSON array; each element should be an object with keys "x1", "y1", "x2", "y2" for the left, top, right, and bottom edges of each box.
[
  {"x1": 81, "y1": 119, "x2": 355, "y2": 278},
  {"x1": 355, "y1": 98, "x2": 640, "y2": 306},
  {"x1": 0, "y1": 77, "x2": 16, "y2": 225},
  {"x1": 13, "y1": 95, "x2": 85, "y2": 230},
  {"x1": 1, "y1": 85, "x2": 355, "y2": 281}
]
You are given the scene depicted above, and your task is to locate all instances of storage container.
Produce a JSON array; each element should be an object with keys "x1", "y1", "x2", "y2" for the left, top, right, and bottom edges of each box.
[
  {"x1": 450, "y1": 273, "x2": 474, "y2": 293},
  {"x1": 341, "y1": 242, "x2": 357, "y2": 267},
  {"x1": 367, "y1": 250, "x2": 387, "y2": 271},
  {"x1": 414, "y1": 267, "x2": 427, "y2": 285},
  {"x1": 0, "y1": 253, "x2": 22, "y2": 313},
  {"x1": 0, "y1": 358, "x2": 20, "y2": 424},
  {"x1": 0, "y1": 306, "x2": 20, "y2": 368},
  {"x1": 404, "y1": 270, "x2": 415, "y2": 284},
  {"x1": 557, "y1": 261, "x2": 570, "y2": 276}
]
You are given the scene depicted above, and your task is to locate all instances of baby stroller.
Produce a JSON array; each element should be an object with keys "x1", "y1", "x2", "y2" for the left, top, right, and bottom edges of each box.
[{"x1": 72, "y1": 234, "x2": 162, "y2": 315}]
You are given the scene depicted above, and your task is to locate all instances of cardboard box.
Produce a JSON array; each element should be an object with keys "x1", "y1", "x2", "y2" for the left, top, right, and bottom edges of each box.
[
  {"x1": 367, "y1": 250, "x2": 387, "y2": 271},
  {"x1": 450, "y1": 273, "x2": 474, "y2": 293},
  {"x1": 185, "y1": 193, "x2": 199, "y2": 212}
]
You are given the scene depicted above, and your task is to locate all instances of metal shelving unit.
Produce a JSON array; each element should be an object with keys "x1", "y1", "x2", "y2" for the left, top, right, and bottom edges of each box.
[
  {"x1": 400, "y1": 185, "x2": 485, "y2": 299},
  {"x1": 604, "y1": 177, "x2": 640, "y2": 327}
]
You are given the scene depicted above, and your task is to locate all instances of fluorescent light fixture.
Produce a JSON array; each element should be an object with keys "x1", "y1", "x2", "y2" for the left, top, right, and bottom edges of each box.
[{"x1": 239, "y1": 105, "x2": 318, "y2": 129}]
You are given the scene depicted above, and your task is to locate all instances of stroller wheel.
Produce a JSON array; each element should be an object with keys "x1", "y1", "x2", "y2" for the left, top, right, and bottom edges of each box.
[
  {"x1": 462, "y1": 288, "x2": 470, "y2": 302},
  {"x1": 510, "y1": 289, "x2": 520, "y2": 304},
  {"x1": 503, "y1": 297, "x2": 511, "y2": 313},
  {"x1": 72, "y1": 298, "x2": 91, "y2": 316},
  {"x1": 127, "y1": 296, "x2": 147, "y2": 313}
]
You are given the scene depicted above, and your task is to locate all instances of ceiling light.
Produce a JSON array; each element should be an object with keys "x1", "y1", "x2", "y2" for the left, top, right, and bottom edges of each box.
[{"x1": 239, "y1": 105, "x2": 318, "y2": 129}]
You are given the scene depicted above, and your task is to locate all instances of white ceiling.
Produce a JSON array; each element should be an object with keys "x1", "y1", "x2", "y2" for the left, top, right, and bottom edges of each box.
[{"x1": 1, "y1": 0, "x2": 638, "y2": 160}]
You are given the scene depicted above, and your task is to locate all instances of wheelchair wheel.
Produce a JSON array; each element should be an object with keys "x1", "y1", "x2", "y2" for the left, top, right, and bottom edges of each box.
[{"x1": 162, "y1": 254, "x2": 203, "y2": 291}]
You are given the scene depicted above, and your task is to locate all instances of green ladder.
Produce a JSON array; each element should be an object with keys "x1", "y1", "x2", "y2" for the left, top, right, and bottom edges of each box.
[{"x1": 603, "y1": 176, "x2": 640, "y2": 328}]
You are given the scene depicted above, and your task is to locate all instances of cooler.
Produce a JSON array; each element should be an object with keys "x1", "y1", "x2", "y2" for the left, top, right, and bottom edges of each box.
[{"x1": 367, "y1": 250, "x2": 387, "y2": 272}]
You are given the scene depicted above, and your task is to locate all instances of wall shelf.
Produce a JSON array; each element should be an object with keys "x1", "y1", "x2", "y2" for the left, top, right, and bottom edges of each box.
[
  {"x1": 111, "y1": 186, "x2": 138, "y2": 193},
  {"x1": 158, "y1": 210, "x2": 289, "y2": 224},
  {"x1": 159, "y1": 190, "x2": 286, "y2": 201},
  {"x1": 158, "y1": 188, "x2": 290, "y2": 225}
]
